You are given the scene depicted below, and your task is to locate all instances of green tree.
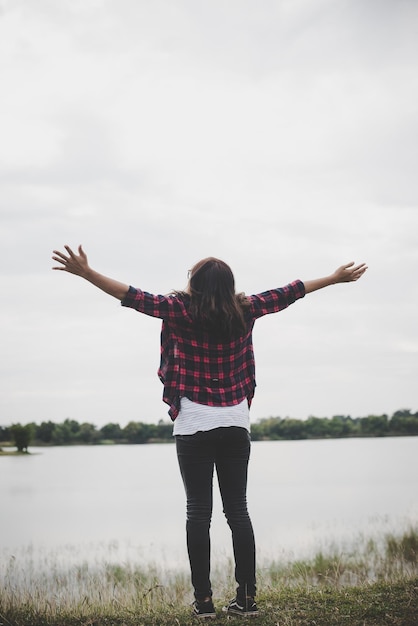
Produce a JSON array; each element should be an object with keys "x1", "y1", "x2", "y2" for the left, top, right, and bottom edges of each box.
[
  {"x1": 77, "y1": 422, "x2": 100, "y2": 444},
  {"x1": 100, "y1": 422, "x2": 123, "y2": 441},
  {"x1": 328, "y1": 415, "x2": 355, "y2": 437},
  {"x1": 392, "y1": 409, "x2": 413, "y2": 418},
  {"x1": 360, "y1": 414, "x2": 389, "y2": 437},
  {"x1": 36, "y1": 421, "x2": 56, "y2": 443},
  {"x1": 11, "y1": 423, "x2": 34, "y2": 452},
  {"x1": 0, "y1": 425, "x2": 12, "y2": 443},
  {"x1": 155, "y1": 420, "x2": 173, "y2": 440},
  {"x1": 278, "y1": 418, "x2": 307, "y2": 440},
  {"x1": 389, "y1": 410, "x2": 418, "y2": 436},
  {"x1": 264, "y1": 417, "x2": 286, "y2": 440},
  {"x1": 305, "y1": 416, "x2": 329, "y2": 438},
  {"x1": 64, "y1": 419, "x2": 81, "y2": 438},
  {"x1": 124, "y1": 421, "x2": 148, "y2": 444},
  {"x1": 51, "y1": 420, "x2": 75, "y2": 444}
]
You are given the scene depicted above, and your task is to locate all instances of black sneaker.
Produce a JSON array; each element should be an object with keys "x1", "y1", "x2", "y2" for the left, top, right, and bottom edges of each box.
[
  {"x1": 192, "y1": 598, "x2": 217, "y2": 619},
  {"x1": 223, "y1": 596, "x2": 258, "y2": 618}
]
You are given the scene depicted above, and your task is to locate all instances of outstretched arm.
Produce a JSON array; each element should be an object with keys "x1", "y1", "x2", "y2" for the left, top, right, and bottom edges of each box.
[
  {"x1": 303, "y1": 262, "x2": 367, "y2": 294},
  {"x1": 52, "y1": 245, "x2": 130, "y2": 301}
]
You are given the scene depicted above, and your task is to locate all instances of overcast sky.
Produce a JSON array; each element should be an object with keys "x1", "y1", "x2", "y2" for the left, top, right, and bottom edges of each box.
[{"x1": 1, "y1": 0, "x2": 417, "y2": 429}]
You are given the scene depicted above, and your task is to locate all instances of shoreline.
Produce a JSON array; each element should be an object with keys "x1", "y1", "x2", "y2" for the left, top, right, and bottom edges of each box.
[{"x1": 1, "y1": 530, "x2": 417, "y2": 625}]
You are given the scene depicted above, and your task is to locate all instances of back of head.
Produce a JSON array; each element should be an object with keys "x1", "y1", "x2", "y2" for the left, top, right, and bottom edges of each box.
[{"x1": 188, "y1": 257, "x2": 248, "y2": 338}]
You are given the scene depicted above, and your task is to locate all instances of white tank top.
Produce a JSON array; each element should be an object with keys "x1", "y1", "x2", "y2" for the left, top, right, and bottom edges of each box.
[{"x1": 173, "y1": 397, "x2": 250, "y2": 436}]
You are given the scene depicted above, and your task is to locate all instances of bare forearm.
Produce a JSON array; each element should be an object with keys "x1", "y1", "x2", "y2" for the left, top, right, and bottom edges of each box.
[
  {"x1": 303, "y1": 274, "x2": 335, "y2": 294},
  {"x1": 82, "y1": 268, "x2": 129, "y2": 300}
]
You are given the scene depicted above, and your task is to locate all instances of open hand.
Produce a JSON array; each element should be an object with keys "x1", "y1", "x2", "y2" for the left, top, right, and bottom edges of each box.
[
  {"x1": 332, "y1": 262, "x2": 368, "y2": 284},
  {"x1": 52, "y1": 245, "x2": 90, "y2": 277}
]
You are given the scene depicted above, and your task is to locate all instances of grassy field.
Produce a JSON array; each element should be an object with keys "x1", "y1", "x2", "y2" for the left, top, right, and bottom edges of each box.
[{"x1": 1, "y1": 528, "x2": 417, "y2": 626}]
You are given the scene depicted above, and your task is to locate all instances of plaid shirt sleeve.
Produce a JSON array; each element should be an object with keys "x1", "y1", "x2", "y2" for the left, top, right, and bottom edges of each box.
[
  {"x1": 248, "y1": 280, "x2": 305, "y2": 318},
  {"x1": 121, "y1": 286, "x2": 190, "y2": 320}
]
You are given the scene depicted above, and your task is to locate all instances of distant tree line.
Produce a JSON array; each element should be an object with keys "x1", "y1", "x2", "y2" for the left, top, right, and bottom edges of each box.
[
  {"x1": 251, "y1": 409, "x2": 418, "y2": 440},
  {"x1": 1, "y1": 409, "x2": 417, "y2": 452},
  {"x1": 0, "y1": 419, "x2": 173, "y2": 450}
]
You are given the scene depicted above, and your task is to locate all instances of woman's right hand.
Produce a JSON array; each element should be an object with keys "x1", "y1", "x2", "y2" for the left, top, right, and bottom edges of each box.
[
  {"x1": 332, "y1": 262, "x2": 368, "y2": 284},
  {"x1": 52, "y1": 245, "x2": 90, "y2": 278}
]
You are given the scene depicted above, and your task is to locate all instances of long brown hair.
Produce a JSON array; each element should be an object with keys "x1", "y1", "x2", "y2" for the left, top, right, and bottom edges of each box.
[{"x1": 185, "y1": 257, "x2": 249, "y2": 338}]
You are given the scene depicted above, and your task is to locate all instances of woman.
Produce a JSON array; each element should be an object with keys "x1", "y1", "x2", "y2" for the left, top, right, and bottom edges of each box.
[{"x1": 52, "y1": 245, "x2": 367, "y2": 619}]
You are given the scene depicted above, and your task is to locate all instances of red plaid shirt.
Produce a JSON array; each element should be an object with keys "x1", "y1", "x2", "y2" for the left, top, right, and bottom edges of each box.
[{"x1": 122, "y1": 280, "x2": 305, "y2": 420}]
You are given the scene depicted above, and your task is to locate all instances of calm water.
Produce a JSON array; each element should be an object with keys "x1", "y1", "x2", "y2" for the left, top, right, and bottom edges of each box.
[{"x1": 1, "y1": 437, "x2": 417, "y2": 567}]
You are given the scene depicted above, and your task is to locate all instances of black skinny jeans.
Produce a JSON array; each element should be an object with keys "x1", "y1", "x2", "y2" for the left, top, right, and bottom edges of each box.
[{"x1": 176, "y1": 426, "x2": 256, "y2": 601}]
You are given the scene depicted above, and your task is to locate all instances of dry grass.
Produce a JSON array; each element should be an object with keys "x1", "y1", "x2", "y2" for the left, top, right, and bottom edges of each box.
[{"x1": 1, "y1": 528, "x2": 417, "y2": 626}]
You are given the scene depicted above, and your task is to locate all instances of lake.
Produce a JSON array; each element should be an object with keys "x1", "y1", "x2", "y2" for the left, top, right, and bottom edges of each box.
[{"x1": 1, "y1": 437, "x2": 417, "y2": 569}]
